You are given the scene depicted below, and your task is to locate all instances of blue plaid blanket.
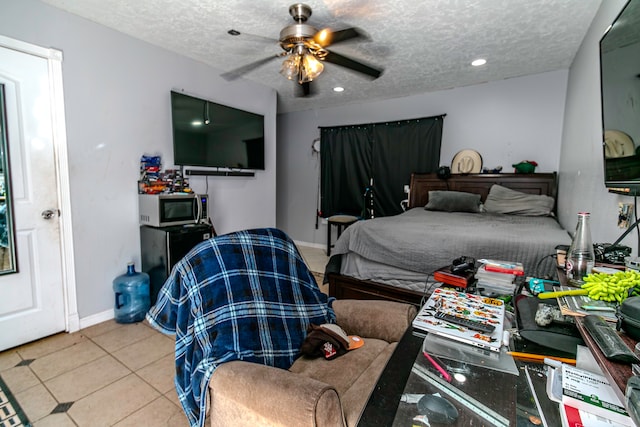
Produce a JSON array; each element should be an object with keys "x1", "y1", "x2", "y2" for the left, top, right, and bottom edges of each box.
[{"x1": 146, "y1": 228, "x2": 335, "y2": 427}]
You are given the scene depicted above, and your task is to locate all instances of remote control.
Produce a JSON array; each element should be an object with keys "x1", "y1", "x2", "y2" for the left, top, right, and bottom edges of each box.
[
  {"x1": 583, "y1": 315, "x2": 640, "y2": 364},
  {"x1": 434, "y1": 311, "x2": 495, "y2": 334}
]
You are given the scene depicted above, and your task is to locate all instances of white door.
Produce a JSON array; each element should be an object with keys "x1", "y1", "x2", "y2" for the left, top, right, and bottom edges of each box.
[{"x1": 0, "y1": 40, "x2": 70, "y2": 351}]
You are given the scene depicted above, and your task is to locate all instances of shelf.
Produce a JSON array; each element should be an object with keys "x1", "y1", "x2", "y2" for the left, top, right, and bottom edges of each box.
[{"x1": 185, "y1": 169, "x2": 255, "y2": 177}]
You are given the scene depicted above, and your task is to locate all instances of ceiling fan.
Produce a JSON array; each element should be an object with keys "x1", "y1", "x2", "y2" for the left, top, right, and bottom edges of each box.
[{"x1": 221, "y1": 3, "x2": 384, "y2": 96}]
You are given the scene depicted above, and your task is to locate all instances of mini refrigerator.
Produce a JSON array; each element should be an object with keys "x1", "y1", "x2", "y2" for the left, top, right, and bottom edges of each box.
[{"x1": 140, "y1": 224, "x2": 215, "y2": 305}]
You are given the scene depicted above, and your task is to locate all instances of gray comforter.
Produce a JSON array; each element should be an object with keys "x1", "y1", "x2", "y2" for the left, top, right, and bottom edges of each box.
[{"x1": 331, "y1": 207, "x2": 571, "y2": 279}]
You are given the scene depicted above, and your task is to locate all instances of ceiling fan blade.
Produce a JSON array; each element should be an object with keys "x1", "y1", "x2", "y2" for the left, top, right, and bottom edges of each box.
[
  {"x1": 221, "y1": 55, "x2": 282, "y2": 81},
  {"x1": 227, "y1": 29, "x2": 279, "y2": 44},
  {"x1": 313, "y1": 27, "x2": 367, "y2": 47},
  {"x1": 323, "y1": 50, "x2": 383, "y2": 79}
]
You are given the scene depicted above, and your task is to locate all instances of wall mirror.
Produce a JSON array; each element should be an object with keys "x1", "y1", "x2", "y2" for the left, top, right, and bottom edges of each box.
[
  {"x1": 0, "y1": 84, "x2": 17, "y2": 274},
  {"x1": 600, "y1": 0, "x2": 640, "y2": 194}
]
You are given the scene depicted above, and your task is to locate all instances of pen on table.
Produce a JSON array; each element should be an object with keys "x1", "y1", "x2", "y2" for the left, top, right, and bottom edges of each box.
[
  {"x1": 423, "y1": 351, "x2": 452, "y2": 382},
  {"x1": 580, "y1": 305, "x2": 616, "y2": 312},
  {"x1": 507, "y1": 351, "x2": 576, "y2": 365}
]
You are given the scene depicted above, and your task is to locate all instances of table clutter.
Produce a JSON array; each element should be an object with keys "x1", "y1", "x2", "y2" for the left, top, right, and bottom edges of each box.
[{"x1": 375, "y1": 252, "x2": 640, "y2": 426}]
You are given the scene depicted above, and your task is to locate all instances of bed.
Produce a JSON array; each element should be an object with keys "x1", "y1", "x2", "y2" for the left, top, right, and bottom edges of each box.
[{"x1": 326, "y1": 172, "x2": 571, "y2": 305}]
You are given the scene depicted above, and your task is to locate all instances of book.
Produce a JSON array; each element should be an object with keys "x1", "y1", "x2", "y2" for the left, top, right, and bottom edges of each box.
[
  {"x1": 412, "y1": 288, "x2": 505, "y2": 352},
  {"x1": 433, "y1": 264, "x2": 475, "y2": 288},
  {"x1": 561, "y1": 364, "x2": 633, "y2": 426}
]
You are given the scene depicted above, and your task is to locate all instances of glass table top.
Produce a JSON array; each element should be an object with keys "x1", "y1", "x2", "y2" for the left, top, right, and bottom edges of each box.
[{"x1": 360, "y1": 328, "x2": 562, "y2": 427}]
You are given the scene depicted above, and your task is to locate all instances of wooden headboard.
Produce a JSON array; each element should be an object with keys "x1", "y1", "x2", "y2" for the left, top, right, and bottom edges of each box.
[{"x1": 408, "y1": 172, "x2": 559, "y2": 211}]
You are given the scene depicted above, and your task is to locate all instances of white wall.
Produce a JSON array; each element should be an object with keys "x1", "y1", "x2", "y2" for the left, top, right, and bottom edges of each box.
[
  {"x1": 0, "y1": 0, "x2": 277, "y2": 319},
  {"x1": 558, "y1": 0, "x2": 631, "y2": 251},
  {"x1": 278, "y1": 70, "x2": 569, "y2": 245}
]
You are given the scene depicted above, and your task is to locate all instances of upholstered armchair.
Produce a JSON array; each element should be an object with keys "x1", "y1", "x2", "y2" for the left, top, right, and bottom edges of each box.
[
  {"x1": 146, "y1": 227, "x2": 416, "y2": 427},
  {"x1": 208, "y1": 298, "x2": 416, "y2": 427}
]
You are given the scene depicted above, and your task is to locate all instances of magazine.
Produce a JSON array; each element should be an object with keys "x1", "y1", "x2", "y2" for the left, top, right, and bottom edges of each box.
[{"x1": 412, "y1": 288, "x2": 506, "y2": 352}]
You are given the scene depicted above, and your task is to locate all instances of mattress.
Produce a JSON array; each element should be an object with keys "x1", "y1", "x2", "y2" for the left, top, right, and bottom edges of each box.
[{"x1": 332, "y1": 207, "x2": 571, "y2": 290}]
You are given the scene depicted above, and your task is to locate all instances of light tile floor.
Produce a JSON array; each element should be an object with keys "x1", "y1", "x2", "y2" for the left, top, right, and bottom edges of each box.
[
  {"x1": 0, "y1": 245, "x2": 329, "y2": 426},
  {"x1": 298, "y1": 244, "x2": 330, "y2": 293},
  {"x1": 0, "y1": 320, "x2": 187, "y2": 426},
  {"x1": 297, "y1": 244, "x2": 329, "y2": 274}
]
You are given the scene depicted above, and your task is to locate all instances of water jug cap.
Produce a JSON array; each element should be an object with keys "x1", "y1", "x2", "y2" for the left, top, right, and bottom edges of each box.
[{"x1": 126, "y1": 262, "x2": 135, "y2": 274}]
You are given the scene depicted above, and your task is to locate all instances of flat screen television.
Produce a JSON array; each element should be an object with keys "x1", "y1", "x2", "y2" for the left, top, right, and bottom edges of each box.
[
  {"x1": 600, "y1": 0, "x2": 640, "y2": 195},
  {"x1": 171, "y1": 90, "x2": 265, "y2": 170}
]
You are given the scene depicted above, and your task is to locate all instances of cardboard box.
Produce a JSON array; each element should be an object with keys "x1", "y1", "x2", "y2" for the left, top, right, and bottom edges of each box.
[
  {"x1": 561, "y1": 364, "x2": 633, "y2": 426},
  {"x1": 560, "y1": 403, "x2": 628, "y2": 427}
]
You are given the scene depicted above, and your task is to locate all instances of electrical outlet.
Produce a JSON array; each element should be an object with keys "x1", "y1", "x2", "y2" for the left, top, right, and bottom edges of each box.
[
  {"x1": 618, "y1": 203, "x2": 633, "y2": 228},
  {"x1": 403, "y1": 185, "x2": 409, "y2": 194}
]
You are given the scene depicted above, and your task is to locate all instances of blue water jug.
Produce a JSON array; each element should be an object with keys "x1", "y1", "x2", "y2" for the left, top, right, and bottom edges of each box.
[{"x1": 113, "y1": 262, "x2": 150, "y2": 323}]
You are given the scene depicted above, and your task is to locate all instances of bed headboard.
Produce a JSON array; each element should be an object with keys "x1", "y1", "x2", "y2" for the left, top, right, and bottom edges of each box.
[{"x1": 408, "y1": 172, "x2": 559, "y2": 211}]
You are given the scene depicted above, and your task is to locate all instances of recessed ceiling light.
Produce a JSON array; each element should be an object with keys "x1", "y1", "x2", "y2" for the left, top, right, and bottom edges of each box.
[
  {"x1": 471, "y1": 59, "x2": 487, "y2": 67},
  {"x1": 333, "y1": 86, "x2": 345, "y2": 92}
]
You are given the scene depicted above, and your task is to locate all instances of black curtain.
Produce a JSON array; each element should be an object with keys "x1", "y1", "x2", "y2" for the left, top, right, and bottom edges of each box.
[
  {"x1": 320, "y1": 125, "x2": 372, "y2": 217},
  {"x1": 320, "y1": 115, "x2": 444, "y2": 218}
]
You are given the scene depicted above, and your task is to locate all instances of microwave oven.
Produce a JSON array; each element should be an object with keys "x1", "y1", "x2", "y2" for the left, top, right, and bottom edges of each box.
[{"x1": 139, "y1": 193, "x2": 208, "y2": 227}]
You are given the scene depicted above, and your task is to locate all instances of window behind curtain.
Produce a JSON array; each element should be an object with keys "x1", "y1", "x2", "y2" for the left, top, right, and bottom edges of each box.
[{"x1": 320, "y1": 116, "x2": 444, "y2": 218}]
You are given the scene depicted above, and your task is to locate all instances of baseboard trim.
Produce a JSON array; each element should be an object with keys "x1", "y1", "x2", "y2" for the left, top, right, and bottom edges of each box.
[{"x1": 79, "y1": 309, "x2": 114, "y2": 330}]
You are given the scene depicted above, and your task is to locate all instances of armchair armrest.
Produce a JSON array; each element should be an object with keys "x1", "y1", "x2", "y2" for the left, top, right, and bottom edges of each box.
[
  {"x1": 331, "y1": 299, "x2": 417, "y2": 343},
  {"x1": 209, "y1": 360, "x2": 345, "y2": 427}
]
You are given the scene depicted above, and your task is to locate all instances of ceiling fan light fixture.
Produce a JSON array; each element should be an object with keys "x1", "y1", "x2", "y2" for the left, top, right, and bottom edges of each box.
[
  {"x1": 314, "y1": 29, "x2": 331, "y2": 45},
  {"x1": 299, "y1": 52, "x2": 324, "y2": 82},
  {"x1": 280, "y1": 55, "x2": 301, "y2": 80}
]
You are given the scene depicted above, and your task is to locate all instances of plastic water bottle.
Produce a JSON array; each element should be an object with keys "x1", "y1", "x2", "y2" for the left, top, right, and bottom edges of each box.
[
  {"x1": 113, "y1": 262, "x2": 150, "y2": 323},
  {"x1": 566, "y1": 212, "x2": 595, "y2": 285}
]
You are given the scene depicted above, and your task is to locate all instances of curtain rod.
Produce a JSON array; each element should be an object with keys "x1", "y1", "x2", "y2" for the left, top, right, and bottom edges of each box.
[{"x1": 318, "y1": 114, "x2": 446, "y2": 130}]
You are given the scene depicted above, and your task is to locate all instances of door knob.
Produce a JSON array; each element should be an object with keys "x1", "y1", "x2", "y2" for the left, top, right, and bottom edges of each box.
[{"x1": 41, "y1": 209, "x2": 59, "y2": 220}]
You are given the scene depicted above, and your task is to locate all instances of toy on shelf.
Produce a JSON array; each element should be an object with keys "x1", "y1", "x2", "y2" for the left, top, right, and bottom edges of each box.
[
  {"x1": 138, "y1": 155, "x2": 191, "y2": 194},
  {"x1": 512, "y1": 160, "x2": 537, "y2": 174}
]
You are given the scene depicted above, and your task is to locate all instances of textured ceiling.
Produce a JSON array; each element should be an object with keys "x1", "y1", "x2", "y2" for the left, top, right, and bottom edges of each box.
[{"x1": 40, "y1": 0, "x2": 603, "y2": 113}]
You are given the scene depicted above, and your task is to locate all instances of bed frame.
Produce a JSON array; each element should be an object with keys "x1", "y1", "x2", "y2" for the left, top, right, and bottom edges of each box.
[{"x1": 327, "y1": 172, "x2": 559, "y2": 306}]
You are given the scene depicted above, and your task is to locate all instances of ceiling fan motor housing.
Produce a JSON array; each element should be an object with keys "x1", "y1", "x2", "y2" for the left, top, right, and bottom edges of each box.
[
  {"x1": 280, "y1": 3, "x2": 319, "y2": 51},
  {"x1": 289, "y1": 3, "x2": 312, "y2": 22},
  {"x1": 279, "y1": 23, "x2": 318, "y2": 49}
]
